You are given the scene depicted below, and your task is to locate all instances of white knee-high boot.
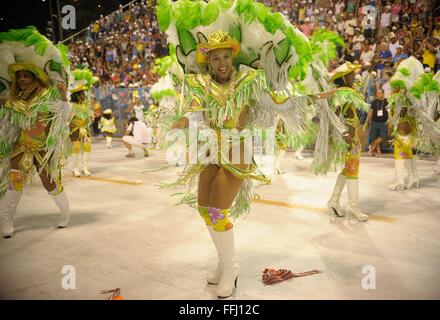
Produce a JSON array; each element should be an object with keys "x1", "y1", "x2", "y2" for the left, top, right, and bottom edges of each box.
[
  {"x1": 434, "y1": 157, "x2": 440, "y2": 175},
  {"x1": 106, "y1": 136, "x2": 112, "y2": 148},
  {"x1": 274, "y1": 150, "x2": 286, "y2": 174},
  {"x1": 206, "y1": 226, "x2": 222, "y2": 285},
  {"x1": 389, "y1": 160, "x2": 405, "y2": 191},
  {"x1": 216, "y1": 228, "x2": 240, "y2": 298},
  {"x1": 405, "y1": 158, "x2": 419, "y2": 189},
  {"x1": 346, "y1": 179, "x2": 368, "y2": 222},
  {"x1": 50, "y1": 190, "x2": 71, "y2": 228},
  {"x1": 71, "y1": 153, "x2": 81, "y2": 177},
  {"x1": 294, "y1": 146, "x2": 304, "y2": 160},
  {"x1": 1, "y1": 190, "x2": 22, "y2": 238},
  {"x1": 327, "y1": 174, "x2": 346, "y2": 217},
  {"x1": 82, "y1": 152, "x2": 92, "y2": 176}
]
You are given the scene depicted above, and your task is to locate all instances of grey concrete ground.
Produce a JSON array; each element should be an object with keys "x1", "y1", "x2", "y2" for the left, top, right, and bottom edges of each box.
[{"x1": 1, "y1": 138, "x2": 439, "y2": 300}]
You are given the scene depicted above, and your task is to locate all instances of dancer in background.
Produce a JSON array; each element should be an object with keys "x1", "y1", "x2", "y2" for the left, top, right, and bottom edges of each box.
[
  {"x1": 99, "y1": 109, "x2": 117, "y2": 148},
  {"x1": 388, "y1": 57, "x2": 440, "y2": 190},
  {"x1": 69, "y1": 69, "x2": 98, "y2": 177}
]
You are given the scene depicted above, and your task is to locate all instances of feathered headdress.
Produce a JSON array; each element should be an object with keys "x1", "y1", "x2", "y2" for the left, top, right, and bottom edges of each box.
[
  {"x1": 0, "y1": 26, "x2": 72, "y2": 98},
  {"x1": 70, "y1": 68, "x2": 99, "y2": 93},
  {"x1": 156, "y1": 0, "x2": 313, "y2": 90}
]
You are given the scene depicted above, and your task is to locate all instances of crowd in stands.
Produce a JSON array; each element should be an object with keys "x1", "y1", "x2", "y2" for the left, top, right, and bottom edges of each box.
[
  {"x1": 262, "y1": 0, "x2": 439, "y2": 99},
  {"x1": 70, "y1": 0, "x2": 438, "y2": 94},
  {"x1": 68, "y1": 0, "x2": 166, "y2": 90},
  {"x1": 70, "y1": 0, "x2": 439, "y2": 149}
]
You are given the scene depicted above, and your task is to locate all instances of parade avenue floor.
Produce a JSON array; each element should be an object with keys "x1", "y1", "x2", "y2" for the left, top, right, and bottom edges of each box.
[{"x1": 1, "y1": 138, "x2": 439, "y2": 300}]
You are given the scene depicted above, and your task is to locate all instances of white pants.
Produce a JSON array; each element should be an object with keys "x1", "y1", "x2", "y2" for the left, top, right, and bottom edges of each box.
[{"x1": 123, "y1": 136, "x2": 148, "y2": 148}]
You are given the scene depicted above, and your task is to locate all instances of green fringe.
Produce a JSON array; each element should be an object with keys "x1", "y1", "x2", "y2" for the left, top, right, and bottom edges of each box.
[
  {"x1": 185, "y1": 70, "x2": 267, "y2": 128},
  {"x1": 0, "y1": 139, "x2": 11, "y2": 157},
  {"x1": 334, "y1": 87, "x2": 369, "y2": 112},
  {"x1": 311, "y1": 140, "x2": 349, "y2": 175}
]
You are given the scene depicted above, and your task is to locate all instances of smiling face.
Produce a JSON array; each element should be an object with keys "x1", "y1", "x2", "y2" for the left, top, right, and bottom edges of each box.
[
  {"x1": 16, "y1": 70, "x2": 36, "y2": 91},
  {"x1": 207, "y1": 48, "x2": 233, "y2": 84}
]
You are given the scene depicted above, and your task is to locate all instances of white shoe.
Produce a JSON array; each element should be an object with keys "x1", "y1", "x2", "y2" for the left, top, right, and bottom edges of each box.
[
  {"x1": 72, "y1": 168, "x2": 81, "y2": 177},
  {"x1": 389, "y1": 160, "x2": 405, "y2": 191},
  {"x1": 405, "y1": 158, "x2": 419, "y2": 189},
  {"x1": 327, "y1": 174, "x2": 346, "y2": 217},
  {"x1": 82, "y1": 152, "x2": 92, "y2": 176},
  {"x1": 1, "y1": 190, "x2": 22, "y2": 238},
  {"x1": 206, "y1": 226, "x2": 222, "y2": 285},
  {"x1": 346, "y1": 179, "x2": 368, "y2": 222},
  {"x1": 50, "y1": 190, "x2": 71, "y2": 228},
  {"x1": 216, "y1": 229, "x2": 239, "y2": 298}
]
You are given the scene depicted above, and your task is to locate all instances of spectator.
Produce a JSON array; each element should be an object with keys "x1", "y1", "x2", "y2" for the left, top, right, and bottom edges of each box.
[
  {"x1": 344, "y1": 12, "x2": 358, "y2": 36},
  {"x1": 346, "y1": 0, "x2": 356, "y2": 14},
  {"x1": 360, "y1": 42, "x2": 375, "y2": 65},
  {"x1": 419, "y1": 36, "x2": 439, "y2": 69},
  {"x1": 378, "y1": 6, "x2": 392, "y2": 39},
  {"x1": 353, "y1": 28, "x2": 365, "y2": 60},
  {"x1": 391, "y1": 0, "x2": 402, "y2": 24},
  {"x1": 393, "y1": 46, "x2": 409, "y2": 64},
  {"x1": 388, "y1": 32, "x2": 401, "y2": 57},
  {"x1": 375, "y1": 42, "x2": 393, "y2": 75},
  {"x1": 362, "y1": 2, "x2": 378, "y2": 41},
  {"x1": 335, "y1": 0, "x2": 345, "y2": 15},
  {"x1": 300, "y1": 17, "x2": 314, "y2": 36},
  {"x1": 365, "y1": 89, "x2": 389, "y2": 156}
]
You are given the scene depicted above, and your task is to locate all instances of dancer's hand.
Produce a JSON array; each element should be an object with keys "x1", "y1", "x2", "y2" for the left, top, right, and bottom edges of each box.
[
  {"x1": 315, "y1": 89, "x2": 338, "y2": 100},
  {"x1": 56, "y1": 82, "x2": 68, "y2": 101}
]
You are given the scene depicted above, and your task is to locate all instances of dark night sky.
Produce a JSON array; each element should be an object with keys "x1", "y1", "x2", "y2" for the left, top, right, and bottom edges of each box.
[{"x1": 0, "y1": 0, "x2": 134, "y2": 40}]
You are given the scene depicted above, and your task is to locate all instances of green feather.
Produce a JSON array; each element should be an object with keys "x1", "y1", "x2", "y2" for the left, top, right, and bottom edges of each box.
[
  {"x1": 0, "y1": 25, "x2": 50, "y2": 56},
  {"x1": 410, "y1": 73, "x2": 440, "y2": 99},
  {"x1": 201, "y1": 1, "x2": 220, "y2": 26},
  {"x1": 235, "y1": 0, "x2": 257, "y2": 23},
  {"x1": 178, "y1": 29, "x2": 197, "y2": 55},
  {"x1": 263, "y1": 12, "x2": 285, "y2": 34},
  {"x1": 152, "y1": 89, "x2": 176, "y2": 101},
  {"x1": 174, "y1": 0, "x2": 202, "y2": 31},
  {"x1": 274, "y1": 37, "x2": 291, "y2": 65},
  {"x1": 399, "y1": 67, "x2": 410, "y2": 76},
  {"x1": 391, "y1": 79, "x2": 406, "y2": 90},
  {"x1": 156, "y1": 0, "x2": 172, "y2": 31},
  {"x1": 55, "y1": 43, "x2": 71, "y2": 67}
]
